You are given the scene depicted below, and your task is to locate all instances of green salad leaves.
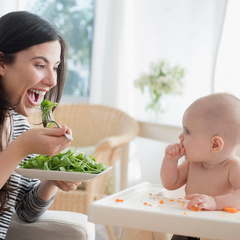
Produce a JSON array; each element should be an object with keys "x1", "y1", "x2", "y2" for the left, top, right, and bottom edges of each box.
[
  {"x1": 19, "y1": 150, "x2": 107, "y2": 174},
  {"x1": 40, "y1": 99, "x2": 58, "y2": 128}
]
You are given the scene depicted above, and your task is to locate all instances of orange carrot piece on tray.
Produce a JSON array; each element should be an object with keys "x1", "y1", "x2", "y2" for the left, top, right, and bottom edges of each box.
[
  {"x1": 223, "y1": 207, "x2": 239, "y2": 213},
  {"x1": 143, "y1": 202, "x2": 152, "y2": 206},
  {"x1": 190, "y1": 206, "x2": 201, "y2": 212},
  {"x1": 115, "y1": 198, "x2": 124, "y2": 202}
]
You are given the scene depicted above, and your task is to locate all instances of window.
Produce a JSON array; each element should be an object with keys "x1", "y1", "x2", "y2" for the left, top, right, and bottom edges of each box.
[{"x1": 19, "y1": 0, "x2": 95, "y2": 103}]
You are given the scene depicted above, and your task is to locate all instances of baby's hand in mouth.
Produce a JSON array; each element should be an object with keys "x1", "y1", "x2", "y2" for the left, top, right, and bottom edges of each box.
[{"x1": 179, "y1": 141, "x2": 185, "y2": 155}]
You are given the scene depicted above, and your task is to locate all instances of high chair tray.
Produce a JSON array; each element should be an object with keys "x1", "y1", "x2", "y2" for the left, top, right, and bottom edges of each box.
[{"x1": 88, "y1": 182, "x2": 240, "y2": 240}]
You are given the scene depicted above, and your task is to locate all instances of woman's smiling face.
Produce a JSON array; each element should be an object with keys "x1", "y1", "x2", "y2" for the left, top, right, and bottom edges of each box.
[{"x1": 1, "y1": 40, "x2": 61, "y2": 117}]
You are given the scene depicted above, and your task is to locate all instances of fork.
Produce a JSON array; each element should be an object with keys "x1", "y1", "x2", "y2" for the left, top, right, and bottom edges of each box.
[{"x1": 42, "y1": 110, "x2": 73, "y2": 140}]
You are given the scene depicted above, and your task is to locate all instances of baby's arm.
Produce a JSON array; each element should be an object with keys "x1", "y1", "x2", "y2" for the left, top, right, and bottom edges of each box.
[
  {"x1": 186, "y1": 158, "x2": 240, "y2": 211},
  {"x1": 160, "y1": 142, "x2": 189, "y2": 190},
  {"x1": 186, "y1": 191, "x2": 240, "y2": 211}
]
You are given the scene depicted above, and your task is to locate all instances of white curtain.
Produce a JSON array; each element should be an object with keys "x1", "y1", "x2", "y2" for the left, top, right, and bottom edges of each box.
[
  {"x1": 90, "y1": 0, "x2": 227, "y2": 126},
  {"x1": 90, "y1": 0, "x2": 135, "y2": 114},
  {"x1": 214, "y1": 0, "x2": 240, "y2": 98}
]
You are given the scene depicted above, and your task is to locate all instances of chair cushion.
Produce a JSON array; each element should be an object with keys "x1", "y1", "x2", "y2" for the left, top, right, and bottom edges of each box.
[{"x1": 5, "y1": 210, "x2": 95, "y2": 240}]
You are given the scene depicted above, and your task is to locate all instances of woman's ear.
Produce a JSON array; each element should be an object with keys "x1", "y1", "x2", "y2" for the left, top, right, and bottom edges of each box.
[
  {"x1": 211, "y1": 136, "x2": 224, "y2": 152},
  {"x1": 0, "y1": 52, "x2": 6, "y2": 76}
]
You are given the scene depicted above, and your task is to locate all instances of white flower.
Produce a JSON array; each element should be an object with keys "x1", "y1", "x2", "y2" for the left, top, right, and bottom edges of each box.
[{"x1": 134, "y1": 59, "x2": 185, "y2": 112}]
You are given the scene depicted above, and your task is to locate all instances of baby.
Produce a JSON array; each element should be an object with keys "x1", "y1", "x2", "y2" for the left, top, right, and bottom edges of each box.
[{"x1": 160, "y1": 93, "x2": 240, "y2": 240}]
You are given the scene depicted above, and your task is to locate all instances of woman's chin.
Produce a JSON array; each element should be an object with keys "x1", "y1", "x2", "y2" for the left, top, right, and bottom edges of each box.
[
  {"x1": 14, "y1": 104, "x2": 36, "y2": 117},
  {"x1": 25, "y1": 107, "x2": 37, "y2": 117}
]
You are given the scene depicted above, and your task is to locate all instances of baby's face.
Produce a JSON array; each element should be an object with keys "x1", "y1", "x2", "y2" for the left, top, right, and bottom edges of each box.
[{"x1": 179, "y1": 109, "x2": 212, "y2": 163}]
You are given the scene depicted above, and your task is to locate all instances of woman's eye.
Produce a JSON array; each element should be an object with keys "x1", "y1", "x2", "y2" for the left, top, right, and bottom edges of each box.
[
  {"x1": 54, "y1": 66, "x2": 59, "y2": 72},
  {"x1": 36, "y1": 64, "x2": 45, "y2": 69}
]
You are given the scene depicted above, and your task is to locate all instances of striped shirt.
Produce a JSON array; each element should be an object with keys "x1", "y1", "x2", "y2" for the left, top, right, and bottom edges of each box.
[{"x1": 0, "y1": 111, "x2": 54, "y2": 239}]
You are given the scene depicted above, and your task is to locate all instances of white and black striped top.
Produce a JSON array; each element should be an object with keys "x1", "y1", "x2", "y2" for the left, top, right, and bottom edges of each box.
[{"x1": 0, "y1": 111, "x2": 53, "y2": 239}]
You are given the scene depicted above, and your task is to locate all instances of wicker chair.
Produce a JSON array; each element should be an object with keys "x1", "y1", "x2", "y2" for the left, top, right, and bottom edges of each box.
[{"x1": 28, "y1": 103, "x2": 139, "y2": 215}]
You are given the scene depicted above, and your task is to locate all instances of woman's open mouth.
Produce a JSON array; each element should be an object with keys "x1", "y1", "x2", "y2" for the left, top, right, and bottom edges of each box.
[{"x1": 27, "y1": 89, "x2": 46, "y2": 106}]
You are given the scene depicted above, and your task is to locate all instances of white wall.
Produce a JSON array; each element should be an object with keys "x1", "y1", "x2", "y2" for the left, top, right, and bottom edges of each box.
[{"x1": 0, "y1": 0, "x2": 18, "y2": 16}]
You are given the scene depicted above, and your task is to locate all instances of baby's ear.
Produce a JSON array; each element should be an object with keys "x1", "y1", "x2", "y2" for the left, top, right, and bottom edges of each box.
[{"x1": 211, "y1": 136, "x2": 224, "y2": 152}]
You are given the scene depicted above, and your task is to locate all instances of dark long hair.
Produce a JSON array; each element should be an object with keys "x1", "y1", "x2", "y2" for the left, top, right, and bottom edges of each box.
[{"x1": 0, "y1": 11, "x2": 67, "y2": 213}]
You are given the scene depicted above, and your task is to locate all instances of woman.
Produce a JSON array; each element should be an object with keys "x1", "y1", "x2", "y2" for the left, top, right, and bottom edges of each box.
[{"x1": 0, "y1": 11, "x2": 81, "y2": 239}]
